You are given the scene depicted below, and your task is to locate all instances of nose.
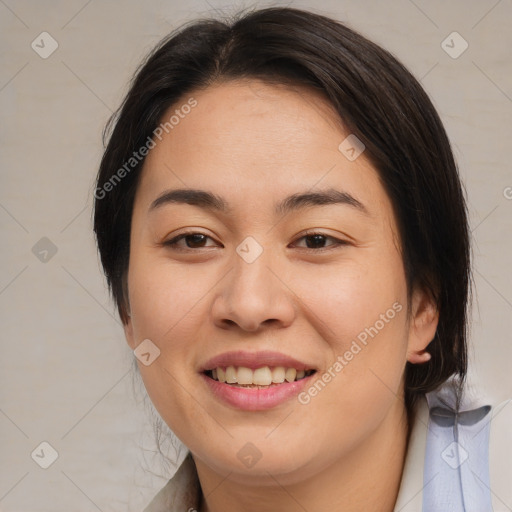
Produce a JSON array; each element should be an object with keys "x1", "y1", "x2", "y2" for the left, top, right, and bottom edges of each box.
[{"x1": 211, "y1": 245, "x2": 296, "y2": 332}]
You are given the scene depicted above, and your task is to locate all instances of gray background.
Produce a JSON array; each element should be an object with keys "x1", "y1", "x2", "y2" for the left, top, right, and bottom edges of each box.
[{"x1": 1, "y1": 0, "x2": 511, "y2": 510}]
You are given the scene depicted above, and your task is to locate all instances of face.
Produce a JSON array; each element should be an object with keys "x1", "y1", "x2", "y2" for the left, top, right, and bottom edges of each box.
[{"x1": 124, "y1": 80, "x2": 437, "y2": 485}]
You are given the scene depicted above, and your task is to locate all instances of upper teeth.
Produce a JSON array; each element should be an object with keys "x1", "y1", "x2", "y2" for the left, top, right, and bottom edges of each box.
[{"x1": 210, "y1": 366, "x2": 312, "y2": 385}]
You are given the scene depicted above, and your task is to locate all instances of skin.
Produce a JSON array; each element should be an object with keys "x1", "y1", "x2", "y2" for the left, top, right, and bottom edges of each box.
[{"x1": 123, "y1": 80, "x2": 437, "y2": 512}]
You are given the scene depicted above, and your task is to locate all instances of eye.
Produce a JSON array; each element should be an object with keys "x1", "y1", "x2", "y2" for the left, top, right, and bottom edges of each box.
[
  {"x1": 291, "y1": 231, "x2": 349, "y2": 251},
  {"x1": 163, "y1": 231, "x2": 220, "y2": 251},
  {"x1": 163, "y1": 230, "x2": 349, "y2": 252}
]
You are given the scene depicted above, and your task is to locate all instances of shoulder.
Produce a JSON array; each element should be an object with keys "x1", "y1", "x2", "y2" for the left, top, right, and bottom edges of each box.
[{"x1": 394, "y1": 378, "x2": 512, "y2": 511}]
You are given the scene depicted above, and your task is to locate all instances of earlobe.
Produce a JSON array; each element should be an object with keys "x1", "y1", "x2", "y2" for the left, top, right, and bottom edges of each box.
[
  {"x1": 408, "y1": 349, "x2": 432, "y2": 364},
  {"x1": 406, "y1": 286, "x2": 439, "y2": 365}
]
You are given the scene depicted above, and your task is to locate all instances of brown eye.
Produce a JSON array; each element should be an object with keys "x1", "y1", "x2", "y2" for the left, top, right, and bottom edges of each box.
[
  {"x1": 164, "y1": 232, "x2": 219, "y2": 251},
  {"x1": 292, "y1": 232, "x2": 348, "y2": 251}
]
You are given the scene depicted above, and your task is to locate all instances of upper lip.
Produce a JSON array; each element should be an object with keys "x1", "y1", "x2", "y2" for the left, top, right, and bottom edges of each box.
[{"x1": 199, "y1": 350, "x2": 317, "y2": 372}]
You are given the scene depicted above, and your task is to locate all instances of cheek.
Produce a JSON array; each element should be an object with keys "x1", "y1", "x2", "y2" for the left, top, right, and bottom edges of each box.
[
  {"x1": 127, "y1": 254, "x2": 210, "y2": 342},
  {"x1": 127, "y1": 258, "x2": 211, "y2": 440},
  {"x1": 294, "y1": 253, "x2": 407, "y2": 347},
  {"x1": 294, "y1": 253, "x2": 409, "y2": 408}
]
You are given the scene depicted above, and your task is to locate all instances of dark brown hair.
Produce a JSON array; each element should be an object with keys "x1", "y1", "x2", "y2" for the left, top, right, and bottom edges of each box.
[{"x1": 93, "y1": 6, "x2": 471, "y2": 426}]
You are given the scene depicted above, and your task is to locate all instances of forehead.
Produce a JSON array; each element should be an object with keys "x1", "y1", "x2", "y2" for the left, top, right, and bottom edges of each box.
[{"x1": 136, "y1": 79, "x2": 392, "y2": 223}]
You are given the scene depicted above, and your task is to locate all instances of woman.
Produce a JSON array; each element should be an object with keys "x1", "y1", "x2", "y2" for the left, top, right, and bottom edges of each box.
[{"x1": 93, "y1": 7, "x2": 511, "y2": 511}]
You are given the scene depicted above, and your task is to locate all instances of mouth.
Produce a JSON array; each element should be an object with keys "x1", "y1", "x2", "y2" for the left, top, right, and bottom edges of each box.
[
  {"x1": 203, "y1": 366, "x2": 317, "y2": 389},
  {"x1": 199, "y1": 350, "x2": 319, "y2": 409}
]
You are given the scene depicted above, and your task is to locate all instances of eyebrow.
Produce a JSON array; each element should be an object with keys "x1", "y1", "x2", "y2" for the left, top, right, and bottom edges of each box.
[{"x1": 149, "y1": 187, "x2": 370, "y2": 217}]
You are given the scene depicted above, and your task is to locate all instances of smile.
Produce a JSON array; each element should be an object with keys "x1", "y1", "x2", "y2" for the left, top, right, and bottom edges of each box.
[
  {"x1": 201, "y1": 367, "x2": 317, "y2": 410},
  {"x1": 204, "y1": 366, "x2": 316, "y2": 388}
]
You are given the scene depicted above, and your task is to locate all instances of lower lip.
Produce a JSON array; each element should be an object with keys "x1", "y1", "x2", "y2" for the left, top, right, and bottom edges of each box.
[{"x1": 200, "y1": 372, "x2": 315, "y2": 411}]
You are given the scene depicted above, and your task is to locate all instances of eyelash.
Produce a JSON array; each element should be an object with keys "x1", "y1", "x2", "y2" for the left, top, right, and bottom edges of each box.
[{"x1": 163, "y1": 230, "x2": 349, "y2": 253}]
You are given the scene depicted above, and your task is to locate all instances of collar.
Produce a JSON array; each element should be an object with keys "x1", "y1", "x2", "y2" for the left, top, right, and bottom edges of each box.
[
  {"x1": 392, "y1": 394, "x2": 429, "y2": 511},
  {"x1": 143, "y1": 451, "x2": 200, "y2": 511},
  {"x1": 394, "y1": 377, "x2": 511, "y2": 512}
]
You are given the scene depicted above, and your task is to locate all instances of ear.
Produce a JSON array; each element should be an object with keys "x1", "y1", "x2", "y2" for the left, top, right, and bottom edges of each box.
[
  {"x1": 123, "y1": 314, "x2": 137, "y2": 351},
  {"x1": 406, "y1": 285, "x2": 439, "y2": 364},
  {"x1": 121, "y1": 300, "x2": 137, "y2": 351},
  {"x1": 120, "y1": 277, "x2": 136, "y2": 350}
]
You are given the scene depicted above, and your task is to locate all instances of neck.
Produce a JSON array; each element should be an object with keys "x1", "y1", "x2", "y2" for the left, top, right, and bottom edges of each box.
[{"x1": 195, "y1": 399, "x2": 410, "y2": 512}]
